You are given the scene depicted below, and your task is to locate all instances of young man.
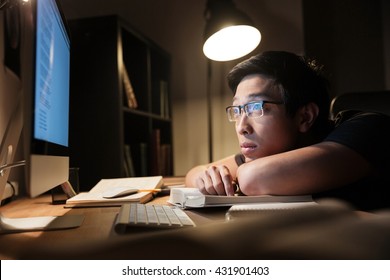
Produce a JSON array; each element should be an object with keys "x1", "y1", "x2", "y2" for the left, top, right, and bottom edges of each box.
[{"x1": 185, "y1": 51, "x2": 390, "y2": 211}]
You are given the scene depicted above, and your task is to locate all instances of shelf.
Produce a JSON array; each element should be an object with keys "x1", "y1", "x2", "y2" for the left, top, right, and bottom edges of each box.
[
  {"x1": 123, "y1": 107, "x2": 171, "y2": 122},
  {"x1": 68, "y1": 15, "x2": 173, "y2": 190}
]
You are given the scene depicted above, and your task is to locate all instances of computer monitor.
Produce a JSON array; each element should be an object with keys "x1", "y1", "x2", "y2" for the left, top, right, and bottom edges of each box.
[
  {"x1": 23, "y1": 0, "x2": 70, "y2": 197},
  {"x1": 0, "y1": 0, "x2": 83, "y2": 232}
]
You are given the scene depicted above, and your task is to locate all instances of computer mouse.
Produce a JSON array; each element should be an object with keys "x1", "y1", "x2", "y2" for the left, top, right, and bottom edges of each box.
[{"x1": 102, "y1": 187, "x2": 139, "y2": 198}]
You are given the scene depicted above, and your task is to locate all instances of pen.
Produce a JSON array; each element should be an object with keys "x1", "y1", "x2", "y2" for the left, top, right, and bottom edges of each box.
[
  {"x1": 141, "y1": 189, "x2": 171, "y2": 196},
  {"x1": 137, "y1": 189, "x2": 163, "y2": 193}
]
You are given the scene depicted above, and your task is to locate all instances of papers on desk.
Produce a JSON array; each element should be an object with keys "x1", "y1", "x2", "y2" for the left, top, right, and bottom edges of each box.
[
  {"x1": 167, "y1": 187, "x2": 313, "y2": 209},
  {"x1": 66, "y1": 176, "x2": 163, "y2": 207},
  {"x1": 225, "y1": 201, "x2": 319, "y2": 220}
]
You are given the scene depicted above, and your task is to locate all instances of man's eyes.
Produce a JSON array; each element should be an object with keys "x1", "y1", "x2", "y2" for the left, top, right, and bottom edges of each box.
[{"x1": 248, "y1": 103, "x2": 262, "y2": 111}]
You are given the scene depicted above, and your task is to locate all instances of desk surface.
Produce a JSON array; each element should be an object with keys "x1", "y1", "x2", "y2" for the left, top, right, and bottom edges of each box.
[
  {"x1": 0, "y1": 177, "x2": 227, "y2": 259},
  {"x1": 2, "y1": 177, "x2": 390, "y2": 259}
]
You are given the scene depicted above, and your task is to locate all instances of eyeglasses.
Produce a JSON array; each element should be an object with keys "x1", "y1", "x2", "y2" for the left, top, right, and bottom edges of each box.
[{"x1": 226, "y1": 100, "x2": 284, "y2": 122}]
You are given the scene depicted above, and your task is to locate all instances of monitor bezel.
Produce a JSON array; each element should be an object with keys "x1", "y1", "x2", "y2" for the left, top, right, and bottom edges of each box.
[
  {"x1": 22, "y1": 0, "x2": 71, "y2": 197},
  {"x1": 29, "y1": 0, "x2": 70, "y2": 157}
]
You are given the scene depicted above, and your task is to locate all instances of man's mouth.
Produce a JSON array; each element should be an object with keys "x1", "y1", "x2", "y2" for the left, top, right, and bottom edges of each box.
[{"x1": 240, "y1": 142, "x2": 257, "y2": 154}]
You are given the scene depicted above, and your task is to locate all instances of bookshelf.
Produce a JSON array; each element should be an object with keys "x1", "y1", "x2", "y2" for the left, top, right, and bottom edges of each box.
[{"x1": 68, "y1": 15, "x2": 173, "y2": 190}]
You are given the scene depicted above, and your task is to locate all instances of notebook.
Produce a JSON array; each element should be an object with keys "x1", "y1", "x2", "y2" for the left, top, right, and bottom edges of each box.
[
  {"x1": 225, "y1": 201, "x2": 319, "y2": 220},
  {"x1": 66, "y1": 176, "x2": 163, "y2": 207},
  {"x1": 168, "y1": 187, "x2": 313, "y2": 209}
]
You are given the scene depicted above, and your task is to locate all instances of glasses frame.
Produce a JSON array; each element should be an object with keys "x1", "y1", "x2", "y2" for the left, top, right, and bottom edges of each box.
[{"x1": 226, "y1": 100, "x2": 284, "y2": 122}]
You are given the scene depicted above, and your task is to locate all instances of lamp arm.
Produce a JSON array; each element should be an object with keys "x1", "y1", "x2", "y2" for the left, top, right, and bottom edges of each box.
[{"x1": 0, "y1": 160, "x2": 26, "y2": 176}]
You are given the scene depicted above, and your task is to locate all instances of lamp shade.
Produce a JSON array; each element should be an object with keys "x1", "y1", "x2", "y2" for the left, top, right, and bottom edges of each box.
[{"x1": 203, "y1": 0, "x2": 261, "y2": 61}]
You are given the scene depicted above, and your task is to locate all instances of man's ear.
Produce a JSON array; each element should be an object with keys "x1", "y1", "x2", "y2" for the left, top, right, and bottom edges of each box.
[{"x1": 296, "y1": 102, "x2": 319, "y2": 133}]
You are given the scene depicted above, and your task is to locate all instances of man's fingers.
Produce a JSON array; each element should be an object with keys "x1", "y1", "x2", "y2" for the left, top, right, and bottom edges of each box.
[{"x1": 196, "y1": 165, "x2": 234, "y2": 196}]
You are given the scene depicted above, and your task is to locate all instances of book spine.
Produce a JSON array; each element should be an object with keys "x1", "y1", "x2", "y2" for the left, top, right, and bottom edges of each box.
[
  {"x1": 150, "y1": 129, "x2": 161, "y2": 175},
  {"x1": 122, "y1": 64, "x2": 138, "y2": 108},
  {"x1": 124, "y1": 144, "x2": 136, "y2": 177},
  {"x1": 160, "y1": 143, "x2": 172, "y2": 176},
  {"x1": 159, "y1": 80, "x2": 169, "y2": 118},
  {"x1": 139, "y1": 142, "x2": 148, "y2": 176}
]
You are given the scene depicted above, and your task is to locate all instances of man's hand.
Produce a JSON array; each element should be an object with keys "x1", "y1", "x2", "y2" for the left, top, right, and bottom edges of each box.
[{"x1": 195, "y1": 165, "x2": 235, "y2": 196}]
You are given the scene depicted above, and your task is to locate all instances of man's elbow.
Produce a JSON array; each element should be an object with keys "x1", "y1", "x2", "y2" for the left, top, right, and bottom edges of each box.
[{"x1": 237, "y1": 163, "x2": 271, "y2": 196}]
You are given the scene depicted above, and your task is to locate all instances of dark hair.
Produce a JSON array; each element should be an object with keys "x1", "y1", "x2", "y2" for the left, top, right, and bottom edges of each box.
[{"x1": 227, "y1": 51, "x2": 331, "y2": 138}]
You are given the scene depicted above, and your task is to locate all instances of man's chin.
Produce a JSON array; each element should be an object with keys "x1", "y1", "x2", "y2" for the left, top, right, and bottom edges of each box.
[{"x1": 243, "y1": 156, "x2": 256, "y2": 163}]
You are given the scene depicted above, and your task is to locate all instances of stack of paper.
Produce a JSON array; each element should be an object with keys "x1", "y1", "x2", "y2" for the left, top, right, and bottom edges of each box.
[{"x1": 168, "y1": 187, "x2": 313, "y2": 209}]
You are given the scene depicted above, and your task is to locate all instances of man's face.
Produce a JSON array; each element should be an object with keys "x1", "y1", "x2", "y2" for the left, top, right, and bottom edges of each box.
[{"x1": 233, "y1": 74, "x2": 301, "y2": 162}]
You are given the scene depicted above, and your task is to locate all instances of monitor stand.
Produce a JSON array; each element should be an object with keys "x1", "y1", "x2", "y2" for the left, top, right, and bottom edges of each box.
[
  {"x1": 1, "y1": 162, "x2": 84, "y2": 233},
  {"x1": 0, "y1": 213, "x2": 84, "y2": 233}
]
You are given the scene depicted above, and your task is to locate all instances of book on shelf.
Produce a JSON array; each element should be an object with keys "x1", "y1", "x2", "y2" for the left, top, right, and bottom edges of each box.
[
  {"x1": 139, "y1": 142, "x2": 148, "y2": 177},
  {"x1": 167, "y1": 187, "x2": 313, "y2": 209},
  {"x1": 123, "y1": 160, "x2": 130, "y2": 177},
  {"x1": 149, "y1": 129, "x2": 172, "y2": 176},
  {"x1": 160, "y1": 143, "x2": 172, "y2": 176},
  {"x1": 66, "y1": 176, "x2": 163, "y2": 207},
  {"x1": 124, "y1": 144, "x2": 136, "y2": 177},
  {"x1": 159, "y1": 80, "x2": 169, "y2": 118},
  {"x1": 122, "y1": 64, "x2": 138, "y2": 109},
  {"x1": 150, "y1": 129, "x2": 161, "y2": 175}
]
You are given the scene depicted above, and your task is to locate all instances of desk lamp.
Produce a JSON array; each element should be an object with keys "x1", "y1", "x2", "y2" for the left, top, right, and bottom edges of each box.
[
  {"x1": 202, "y1": 0, "x2": 261, "y2": 161},
  {"x1": 203, "y1": 0, "x2": 261, "y2": 62}
]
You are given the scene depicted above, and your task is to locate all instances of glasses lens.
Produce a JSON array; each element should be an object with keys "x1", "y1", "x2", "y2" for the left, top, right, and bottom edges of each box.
[
  {"x1": 227, "y1": 106, "x2": 240, "y2": 122},
  {"x1": 246, "y1": 102, "x2": 263, "y2": 118}
]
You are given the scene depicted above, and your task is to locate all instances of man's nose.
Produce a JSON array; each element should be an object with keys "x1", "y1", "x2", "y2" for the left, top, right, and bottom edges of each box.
[{"x1": 236, "y1": 113, "x2": 252, "y2": 135}]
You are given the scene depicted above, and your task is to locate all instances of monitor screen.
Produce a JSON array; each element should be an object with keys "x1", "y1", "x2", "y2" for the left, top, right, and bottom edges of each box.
[
  {"x1": 34, "y1": 0, "x2": 70, "y2": 147},
  {"x1": 22, "y1": 0, "x2": 71, "y2": 197}
]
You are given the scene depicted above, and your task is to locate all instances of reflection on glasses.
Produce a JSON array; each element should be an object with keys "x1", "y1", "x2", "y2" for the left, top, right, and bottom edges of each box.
[{"x1": 226, "y1": 100, "x2": 284, "y2": 122}]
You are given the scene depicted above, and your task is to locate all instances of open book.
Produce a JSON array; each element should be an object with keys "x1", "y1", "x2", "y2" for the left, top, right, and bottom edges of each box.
[
  {"x1": 66, "y1": 176, "x2": 163, "y2": 207},
  {"x1": 167, "y1": 187, "x2": 313, "y2": 209}
]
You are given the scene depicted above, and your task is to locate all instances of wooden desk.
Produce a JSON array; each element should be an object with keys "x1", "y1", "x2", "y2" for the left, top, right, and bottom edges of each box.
[
  {"x1": 3, "y1": 178, "x2": 390, "y2": 259},
  {"x1": 0, "y1": 178, "x2": 228, "y2": 259}
]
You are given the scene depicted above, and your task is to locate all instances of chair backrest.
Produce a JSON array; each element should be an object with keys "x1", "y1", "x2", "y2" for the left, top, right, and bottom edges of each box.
[{"x1": 330, "y1": 91, "x2": 390, "y2": 119}]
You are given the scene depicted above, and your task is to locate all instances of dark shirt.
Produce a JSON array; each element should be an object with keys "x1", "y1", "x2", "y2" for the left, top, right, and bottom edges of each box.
[
  {"x1": 315, "y1": 110, "x2": 390, "y2": 211},
  {"x1": 235, "y1": 110, "x2": 390, "y2": 211}
]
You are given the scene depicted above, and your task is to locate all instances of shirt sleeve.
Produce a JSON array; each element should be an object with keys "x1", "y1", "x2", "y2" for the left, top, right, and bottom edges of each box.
[
  {"x1": 325, "y1": 110, "x2": 390, "y2": 167},
  {"x1": 234, "y1": 153, "x2": 245, "y2": 166}
]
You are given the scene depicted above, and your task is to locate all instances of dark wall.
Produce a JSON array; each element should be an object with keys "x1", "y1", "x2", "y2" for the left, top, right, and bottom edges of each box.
[{"x1": 303, "y1": 0, "x2": 385, "y2": 98}]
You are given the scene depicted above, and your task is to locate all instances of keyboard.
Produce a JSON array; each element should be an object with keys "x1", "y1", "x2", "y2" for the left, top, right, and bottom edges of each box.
[{"x1": 114, "y1": 203, "x2": 196, "y2": 233}]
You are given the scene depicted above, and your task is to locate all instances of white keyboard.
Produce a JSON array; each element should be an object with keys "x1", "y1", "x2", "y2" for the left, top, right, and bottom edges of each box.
[{"x1": 114, "y1": 203, "x2": 196, "y2": 233}]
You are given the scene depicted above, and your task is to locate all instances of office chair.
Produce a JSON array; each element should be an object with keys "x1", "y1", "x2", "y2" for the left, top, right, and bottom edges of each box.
[{"x1": 330, "y1": 91, "x2": 390, "y2": 119}]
